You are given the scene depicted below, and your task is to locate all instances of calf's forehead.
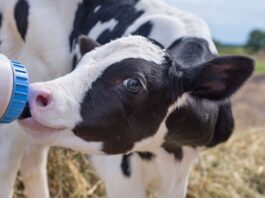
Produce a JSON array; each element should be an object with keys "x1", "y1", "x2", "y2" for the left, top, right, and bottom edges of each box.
[{"x1": 78, "y1": 36, "x2": 165, "y2": 70}]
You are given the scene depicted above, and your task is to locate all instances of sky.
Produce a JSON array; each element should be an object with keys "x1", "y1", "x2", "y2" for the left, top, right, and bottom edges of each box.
[{"x1": 165, "y1": 0, "x2": 265, "y2": 45}]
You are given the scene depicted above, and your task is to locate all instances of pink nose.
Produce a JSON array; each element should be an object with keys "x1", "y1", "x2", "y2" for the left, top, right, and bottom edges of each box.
[{"x1": 30, "y1": 84, "x2": 52, "y2": 109}]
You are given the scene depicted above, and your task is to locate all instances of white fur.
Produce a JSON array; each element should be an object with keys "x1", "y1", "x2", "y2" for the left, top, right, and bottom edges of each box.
[
  {"x1": 91, "y1": 146, "x2": 198, "y2": 198},
  {"x1": 0, "y1": 123, "x2": 29, "y2": 198},
  {"x1": 89, "y1": 19, "x2": 118, "y2": 40},
  {"x1": 80, "y1": 35, "x2": 165, "y2": 66},
  {"x1": 93, "y1": 5, "x2": 101, "y2": 13},
  {"x1": 20, "y1": 143, "x2": 49, "y2": 198},
  {"x1": 54, "y1": 130, "x2": 104, "y2": 154}
]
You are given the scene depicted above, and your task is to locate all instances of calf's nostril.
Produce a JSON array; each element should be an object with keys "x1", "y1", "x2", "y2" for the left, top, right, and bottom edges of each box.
[{"x1": 36, "y1": 94, "x2": 51, "y2": 107}]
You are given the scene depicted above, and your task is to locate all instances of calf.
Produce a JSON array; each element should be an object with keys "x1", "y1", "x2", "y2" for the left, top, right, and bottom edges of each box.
[
  {"x1": 20, "y1": 35, "x2": 253, "y2": 197},
  {"x1": 0, "y1": 0, "x2": 254, "y2": 197}
]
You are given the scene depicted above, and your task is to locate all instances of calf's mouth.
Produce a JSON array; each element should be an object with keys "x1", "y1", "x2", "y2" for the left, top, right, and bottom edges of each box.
[
  {"x1": 19, "y1": 102, "x2": 31, "y2": 119},
  {"x1": 18, "y1": 102, "x2": 65, "y2": 132}
]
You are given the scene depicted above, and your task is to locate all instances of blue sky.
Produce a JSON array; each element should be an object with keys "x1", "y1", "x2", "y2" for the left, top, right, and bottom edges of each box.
[{"x1": 165, "y1": 0, "x2": 265, "y2": 45}]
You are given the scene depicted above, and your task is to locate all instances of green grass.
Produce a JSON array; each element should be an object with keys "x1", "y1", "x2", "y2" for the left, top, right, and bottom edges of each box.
[
  {"x1": 217, "y1": 46, "x2": 265, "y2": 74},
  {"x1": 255, "y1": 59, "x2": 265, "y2": 73},
  {"x1": 218, "y1": 46, "x2": 246, "y2": 55}
]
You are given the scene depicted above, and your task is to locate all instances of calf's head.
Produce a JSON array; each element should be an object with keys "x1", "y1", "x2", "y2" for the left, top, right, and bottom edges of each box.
[{"x1": 19, "y1": 36, "x2": 254, "y2": 154}]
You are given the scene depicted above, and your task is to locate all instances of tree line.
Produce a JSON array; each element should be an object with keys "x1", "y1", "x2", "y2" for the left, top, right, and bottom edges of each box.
[
  {"x1": 246, "y1": 29, "x2": 265, "y2": 53},
  {"x1": 214, "y1": 29, "x2": 265, "y2": 53}
]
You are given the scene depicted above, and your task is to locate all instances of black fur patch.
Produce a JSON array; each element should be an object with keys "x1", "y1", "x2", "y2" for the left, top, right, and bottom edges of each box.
[
  {"x1": 137, "y1": 152, "x2": 155, "y2": 161},
  {"x1": 14, "y1": 0, "x2": 29, "y2": 41},
  {"x1": 0, "y1": 13, "x2": 2, "y2": 28},
  {"x1": 121, "y1": 154, "x2": 132, "y2": 177},
  {"x1": 182, "y1": 56, "x2": 254, "y2": 101},
  {"x1": 78, "y1": 35, "x2": 101, "y2": 56},
  {"x1": 162, "y1": 143, "x2": 183, "y2": 161},
  {"x1": 0, "y1": 13, "x2": 2, "y2": 45},
  {"x1": 70, "y1": 0, "x2": 144, "y2": 49},
  {"x1": 207, "y1": 102, "x2": 234, "y2": 147},
  {"x1": 121, "y1": 152, "x2": 155, "y2": 177},
  {"x1": 164, "y1": 38, "x2": 254, "y2": 148},
  {"x1": 72, "y1": 55, "x2": 78, "y2": 70},
  {"x1": 132, "y1": 21, "x2": 153, "y2": 37},
  {"x1": 168, "y1": 37, "x2": 216, "y2": 68},
  {"x1": 164, "y1": 98, "x2": 219, "y2": 146}
]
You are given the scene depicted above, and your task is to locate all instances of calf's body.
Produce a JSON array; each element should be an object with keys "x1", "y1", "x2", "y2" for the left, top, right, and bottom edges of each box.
[{"x1": 92, "y1": 147, "x2": 198, "y2": 198}]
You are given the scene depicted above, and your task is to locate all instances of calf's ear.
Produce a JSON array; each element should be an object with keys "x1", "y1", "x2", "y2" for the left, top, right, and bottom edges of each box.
[
  {"x1": 182, "y1": 56, "x2": 254, "y2": 101},
  {"x1": 78, "y1": 35, "x2": 101, "y2": 56}
]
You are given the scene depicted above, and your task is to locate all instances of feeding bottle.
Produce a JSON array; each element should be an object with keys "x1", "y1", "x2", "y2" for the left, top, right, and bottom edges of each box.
[{"x1": 0, "y1": 54, "x2": 29, "y2": 124}]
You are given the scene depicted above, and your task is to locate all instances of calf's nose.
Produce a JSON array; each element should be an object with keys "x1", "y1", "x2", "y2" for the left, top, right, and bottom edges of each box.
[
  {"x1": 29, "y1": 84, "x2": 52, "y2": 110},
  {"x1": 35, "y1": 90, "x2": 51, "y2": 107},
  {"x1": 19, "y1": 84, "x2": 52, "y2": 119}
]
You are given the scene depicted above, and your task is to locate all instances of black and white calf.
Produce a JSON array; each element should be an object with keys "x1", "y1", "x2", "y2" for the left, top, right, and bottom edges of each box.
[
  {"x1": 0, "y1": 0, "x2": 254, "y2": 197},
  {"x1": 21, "y1": 35, "x2": 253, "y2": 197}
]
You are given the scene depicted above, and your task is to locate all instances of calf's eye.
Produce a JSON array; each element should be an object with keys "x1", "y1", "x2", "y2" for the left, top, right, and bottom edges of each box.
[{"x1": 123, "y1": 78, "x2": 143, "y2": 93}]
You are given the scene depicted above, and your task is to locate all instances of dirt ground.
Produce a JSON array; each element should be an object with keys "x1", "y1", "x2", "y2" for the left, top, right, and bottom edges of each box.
[
  {"x1": 233, "y1": 74, "x2": 265, "y2": 131},
  {"x1": 14, "y1": 74, "x2": 265, "y2": 198}
]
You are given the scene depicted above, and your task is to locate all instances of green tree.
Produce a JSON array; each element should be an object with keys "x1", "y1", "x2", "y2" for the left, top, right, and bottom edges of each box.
[{"x1": 246, "y1": 29, "x2": 265, "y2": 53}]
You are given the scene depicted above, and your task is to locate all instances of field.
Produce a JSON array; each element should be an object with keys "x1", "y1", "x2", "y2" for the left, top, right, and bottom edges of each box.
[{"x1": 14, "y1": 47, "x2": 265, "y2": 198}]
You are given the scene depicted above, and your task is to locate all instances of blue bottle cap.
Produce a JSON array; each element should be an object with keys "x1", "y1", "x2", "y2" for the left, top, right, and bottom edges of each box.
[{"x1": 0, "y1": 61, "x2": 29, "y2": 123}]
